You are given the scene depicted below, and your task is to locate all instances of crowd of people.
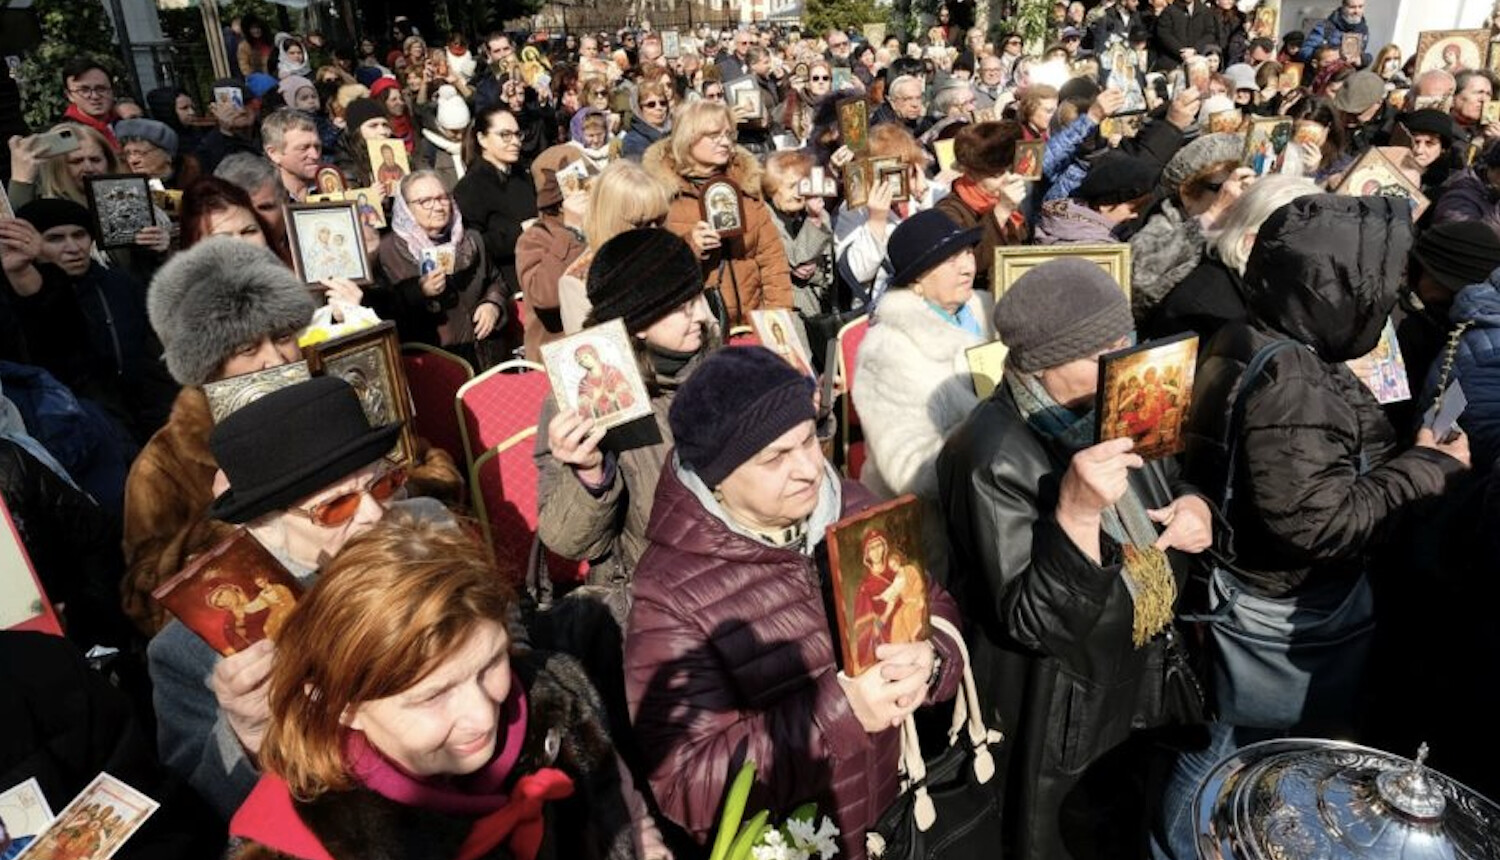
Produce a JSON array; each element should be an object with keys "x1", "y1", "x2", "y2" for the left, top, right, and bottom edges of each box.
[{"x1": 4, "y1": 0, "x2": 1500, "y2": 857}]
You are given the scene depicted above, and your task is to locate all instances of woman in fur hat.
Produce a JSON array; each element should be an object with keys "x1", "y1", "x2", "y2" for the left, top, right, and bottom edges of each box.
[
  {"x1": 121, "y1": 238, "x2": 461, "y2": 636},
  {"x1": 226, "y1": 514, "x2": 642, "y2": 860}
]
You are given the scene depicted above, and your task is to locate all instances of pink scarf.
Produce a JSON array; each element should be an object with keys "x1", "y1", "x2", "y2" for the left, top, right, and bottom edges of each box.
[
  {"x1": 391, "y1": 187, "x2": 467, "y2": 261},
  {"x1": 345, "y1": 685, "x2": 529, "y2": 816}
]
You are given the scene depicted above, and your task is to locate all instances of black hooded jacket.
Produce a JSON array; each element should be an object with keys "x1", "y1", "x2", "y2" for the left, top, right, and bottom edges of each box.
[{"x1": 1184, "y1": 195, "x2": 1465, "y2": 597}]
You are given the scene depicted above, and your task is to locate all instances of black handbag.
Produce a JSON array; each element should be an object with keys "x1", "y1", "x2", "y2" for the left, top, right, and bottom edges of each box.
[{"x1": 867, "y1": 617, "x2": 1006, "y2": 860}]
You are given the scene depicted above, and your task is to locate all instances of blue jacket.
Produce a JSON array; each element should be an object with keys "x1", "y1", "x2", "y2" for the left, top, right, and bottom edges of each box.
[
  {"x1": 622, "y1": 114, "x2": 668, "y2": 161},
  {"x1": 1420, "y1": 276, "x2": 1500, "y2": 471}
]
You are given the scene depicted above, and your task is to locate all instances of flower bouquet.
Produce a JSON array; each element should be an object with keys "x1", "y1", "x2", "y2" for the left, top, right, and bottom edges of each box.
[{"x1": 710, "y1": 760, "x2": 841, "y2": 860}]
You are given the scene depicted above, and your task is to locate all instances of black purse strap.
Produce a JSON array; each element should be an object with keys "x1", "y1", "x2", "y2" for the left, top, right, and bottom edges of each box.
[{"x1": 1220, "y1": 338, "x2": 1302, "y2": 519}]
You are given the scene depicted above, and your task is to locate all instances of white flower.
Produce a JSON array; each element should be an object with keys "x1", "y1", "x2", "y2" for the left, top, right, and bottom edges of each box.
[
  {"x1": 785, "y1": 817, "x2": 819, "y2": 849},
  {"x1": 810, "y1": 816, "x2": 840, "y2": 859},
  {"x1": 752, "y1": 828, "x2": 791, "y2": 860}
]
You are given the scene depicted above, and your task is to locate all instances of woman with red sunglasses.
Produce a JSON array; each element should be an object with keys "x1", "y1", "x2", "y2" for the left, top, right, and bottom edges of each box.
[{"x1": 148, "y1": 376, "x2": 454, "y2": 824}]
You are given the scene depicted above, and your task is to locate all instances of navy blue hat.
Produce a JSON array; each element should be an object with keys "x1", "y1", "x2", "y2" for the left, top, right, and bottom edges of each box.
[
  {"x1": 886, "y1": 209, "x2": 983, "y2": 289},
  {"x1": 668, "y1": 347, "x2": 815, "y2": 488}
]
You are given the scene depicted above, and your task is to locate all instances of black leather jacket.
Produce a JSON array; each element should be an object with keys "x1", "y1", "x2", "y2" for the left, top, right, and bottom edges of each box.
[{"x1": 936, "y1": 386, "x2": 1200, "y2": 860}]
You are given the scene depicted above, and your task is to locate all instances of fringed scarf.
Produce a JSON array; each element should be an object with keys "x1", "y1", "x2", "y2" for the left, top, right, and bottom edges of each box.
[{"x1": 1004, "y1": 369, "x2": 1176, "y2": 647}]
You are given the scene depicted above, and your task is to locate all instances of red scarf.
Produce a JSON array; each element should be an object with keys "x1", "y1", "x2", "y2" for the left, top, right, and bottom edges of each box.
[
  {"x1": 229, "y1": 687, "x2": 575, "y2": 860},
  {"x1": 953, "y1": 175, "x2": 999, "y2": 215},
  {"x1": 62, "y1": 104, "x2": 119, "y2": 149},
  {"x1": 391, "y1": 113, "x2": 416, "y2": 154}
]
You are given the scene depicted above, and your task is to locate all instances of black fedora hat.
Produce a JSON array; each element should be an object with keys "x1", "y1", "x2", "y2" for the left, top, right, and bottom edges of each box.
[
  {"x1": 886, "y1": 209, "x2": 983, "y2": 290},
  {"x1": 209, "y1": 376, "x2": 404, "y2": 524}
]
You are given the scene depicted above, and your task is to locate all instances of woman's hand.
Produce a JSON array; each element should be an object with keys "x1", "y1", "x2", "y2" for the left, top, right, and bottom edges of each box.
[
  {"x1": 7, "y1": 134, "x2": 48, "y2": 184},
  {"x1": 804, "y1": 193, "x2": 827, "y2": 221},
  {"x1": 1057, "y1": 437, "x2": 1144, "y2": 563},
  {"x1": 0, "y1": 217, "x2": 42, "y2": 275},
  {"x1": 1416, "y1": 426, "x2": 1472, "y2": 469},
  {"x1": 211, "y1": 639, "x2": 276, "y2": 756},
  {"x1": 420, "y1": 268, "x2": 447, "y2": 298},
  {"x1": 994, "y1": 173, "x2": 1028, "y2": 212},
  {"x1": 1148, "y1": 495, "x2": 1214, "y2": 553},
  {"x1": 838, "y1": 643, "x2": 936, "y2": 732},
  {"x1": 320, "y1": 277, "x2": 364, "y2": 306},
  {"x1": 689, "y1": 219, "x2": 721, "y2": 258},
  {"x1": 1296, "y1": 140, "x2": 1323, "y2": 176},
  {"x1": 548, "y1": 408, "x2": 607, "y2": 484},
  {"x1": 865, "y1": 177, "x2": 894, "y2": 222},
  {"x1": 829, "y1": 145, "x2": 854, "y2": 175},
  {"x1": 472, "y1": 301, "x2": 500, "y2": 339},
  {"x1": 135, "y1": 225, "x2": 171, "y2": 253}
]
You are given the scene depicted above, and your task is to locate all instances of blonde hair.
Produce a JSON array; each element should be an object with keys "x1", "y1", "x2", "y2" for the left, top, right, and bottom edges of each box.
[
  {"x1": 258, "y1": 514, "x2": 518, "y2": 800},
  {"x1": 39, "y1": 123, "x2": 119, "y2": 205},
  {"x1": 762, "y1": 150, "x2": 813, "y2": 198},
  {"x1": 868, "y1": 122, "x2": 926, "y2": 169},
  {"x1": 669, "y1": 100, "x2": 737, "y2": 172},
  {"x1": 331, "y1": 83, "x2": 370, "y2": 119},
  {"x1": 584, "y1": 159, "x2": 674, "y2": 247}
]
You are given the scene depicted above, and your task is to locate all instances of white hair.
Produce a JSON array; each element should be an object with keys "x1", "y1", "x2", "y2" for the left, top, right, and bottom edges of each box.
[{"x1": 1206, "y1": 174, "x2": 1321, "y2": 275}]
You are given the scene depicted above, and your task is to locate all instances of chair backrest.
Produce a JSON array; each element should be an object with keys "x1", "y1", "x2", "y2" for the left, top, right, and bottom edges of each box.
[
  {"x1": 455, "y1": 359, "x2": 550, "y2": 470},
  {"x1": 836, "y1": 315, "x2": 870, "y2": 480},
  {"x1": 401, "y1": 343, "x2": 474, "y2": 468},
  {"x1": 469, "y1": 429, "x2": 587, "y2": 587}
]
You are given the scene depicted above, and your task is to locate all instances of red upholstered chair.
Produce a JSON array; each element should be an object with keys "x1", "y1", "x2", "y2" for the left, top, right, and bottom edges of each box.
[
  {"x1": 401, "y1": 343, "x2": 474, "y2": 467},
  {"x1": 469, "y1": 429, "x2": 587, "y2": 587},
  {"x1": 455, "y1": 359, "x2": 550, "y2": 472},
  {"x1": 836, "y1": 315, "x2": 870, "y2": 480}
]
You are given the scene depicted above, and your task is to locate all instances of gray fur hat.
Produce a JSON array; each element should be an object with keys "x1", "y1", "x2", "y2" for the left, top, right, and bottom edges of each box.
[
  {"x1": 1161, "y1": 133, "x2": 1244, "y2": 192},
  {"x1": 147, "y1": 237, "x2": 317, "y2": 386}
]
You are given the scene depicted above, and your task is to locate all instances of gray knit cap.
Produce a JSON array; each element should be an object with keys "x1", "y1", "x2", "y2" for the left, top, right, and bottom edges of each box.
[
  {"x1": 147, "y1": 237, "x2": 317, "y2": 386},
  {"x1": 994, "y1": 258, "x2": 1134, "y2": 373},
  {"x1": 1161, "y1": 132, "x2": 1244, "y2": 192}
]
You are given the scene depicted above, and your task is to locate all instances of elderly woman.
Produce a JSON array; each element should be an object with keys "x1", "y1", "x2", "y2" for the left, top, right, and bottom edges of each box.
[
  {"x1": 761, "y1": 150, "x2": 835, "y2": 318},
  {"x1": 1156, "y1": 195, "x2": 1471, "y2": 860},
  {"x1": 148, "y1": 376, "x2": 454, "y2": 820},
  {"x1": 644, "y1": 100, "x2": 792, "y2": 327},
  {"x1": 626, "y1": 347, "x2": 965, "y2": 860},
  {"x1": 937, "y1": 259, "x2": 1217, "y2": 860},
  {"x1": 376, "y1": 169, "x2": 509, "y2": 368},
  {"x1": 538, "y1": 228, "x2": 716, "y2": 625},
  {"x1": 123, "y1": 239, "x2": 457, "y2": 636},
  {"x1": 853, "y1": 210, "x2": 992, "y2": 578},
  {"x1": 1146, "y1": 174, "x2": 1319, "y2": 341},
  {"x1": 623, "y1": 77, "x2": 673, "y2": 160},
  {"x1": 1128, "y1": 133, "x2": 1255, "y2": 323},
  {"x1": 834, "y1": 122, "x2": 939, "y2": 308},
  {"x1": 933, "y1": 120, "x2": 1030, "y2": 286},
  {"x1": 117, "y1": 117, "x2": 202, "y2": 191},
  {"x1": 557, "y1": 159, "x2": 675, "y2": 332},
  {"x1": 226, "y1": 514, "x2": 645, "y2": 860}
]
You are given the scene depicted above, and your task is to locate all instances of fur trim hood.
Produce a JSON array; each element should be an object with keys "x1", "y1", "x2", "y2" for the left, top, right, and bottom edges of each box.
[
  {"x1": 640, "y1": 139, "x2": 765, "y2": 201},
  {"x1": 147, "y1": 237, "x2": 317, "y2": 386}
]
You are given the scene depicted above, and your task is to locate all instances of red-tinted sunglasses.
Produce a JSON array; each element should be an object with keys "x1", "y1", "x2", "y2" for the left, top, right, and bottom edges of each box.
[{"x1": 289, "y1": 468, "x2": 408, "y2": 527}]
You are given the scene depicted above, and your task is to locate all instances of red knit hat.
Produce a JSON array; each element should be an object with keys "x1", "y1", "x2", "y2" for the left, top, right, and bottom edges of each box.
[{"x1": 369, "y1": 76, "x2": 400, "y2": 100}]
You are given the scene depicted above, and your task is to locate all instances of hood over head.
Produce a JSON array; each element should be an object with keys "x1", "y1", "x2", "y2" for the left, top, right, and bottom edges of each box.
[{"x1": 1240, "y1": 194, "x2": 1412, "y2": 362}]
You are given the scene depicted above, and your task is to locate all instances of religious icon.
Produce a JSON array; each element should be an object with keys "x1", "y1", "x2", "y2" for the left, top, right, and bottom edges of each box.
[
  {"x1": 699, "y1": 176, "x2": 746, "y2": 237},
  {"x1": 1095, "y1": 332, "x2": 1199, "y2": 460},
  {"x1": 541, "y1": 319, "x2": 653, "y2": 431},
  {"x1": 750, "y1": 309, "x2": 815, "y2": 379},
  {"x1": 827, "y1": 495, "x2": 931, "y2": 676},
  {"x1": 151, "y1": 528, "x2": 306, "y2": 656}
]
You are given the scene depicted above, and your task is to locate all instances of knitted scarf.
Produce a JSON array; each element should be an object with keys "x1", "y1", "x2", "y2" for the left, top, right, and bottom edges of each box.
[
  {"x1": 952, "y1": 175, "x2": 998, "y2": 216},
  {"x1": 1004, "y1": 369, "x2": 1175, "y2": 646},
  {"x1": 422, "y1": 128, "x2": 468, "y2": 181}
]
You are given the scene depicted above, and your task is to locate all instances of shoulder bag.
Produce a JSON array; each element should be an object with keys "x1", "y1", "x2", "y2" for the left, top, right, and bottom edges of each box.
[{"x1": 867, "y1": 616, "x2": 1006, "y2": 860}]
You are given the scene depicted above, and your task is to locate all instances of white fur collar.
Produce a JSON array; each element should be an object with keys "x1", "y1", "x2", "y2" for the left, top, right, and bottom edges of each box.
[{"x1": 871, "y1": 288, "x2": 994, "y2": 362}]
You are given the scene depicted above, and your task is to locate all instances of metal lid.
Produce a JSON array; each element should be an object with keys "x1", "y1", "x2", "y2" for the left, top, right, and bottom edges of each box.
[{"x1": 1193, "y1": 739, "x2": 1500, "y2": 860}]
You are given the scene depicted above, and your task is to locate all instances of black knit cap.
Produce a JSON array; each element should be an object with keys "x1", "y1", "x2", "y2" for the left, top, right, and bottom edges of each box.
[
  {"x1": 344, "y1": 97, "x2": 388, "y2": 134},
  {"x1": 668, "y1": 346, "x2": 816, "y2": 488},
  {"x1": 1411, "y1": 221, "x2": 1500, "y2": 293},
  {"x1": 16, "y1": 199, "x2": 94, "y2": 239},
  {"x1": 993, "y1": 257, "x2": 1133, "y2": 373},
  {"x1": 587, "y1": 228, "x2": 705, "y2": 333},
  {"x1": 1076, "y1": 152, "x2": 1158, "y2": 206}
]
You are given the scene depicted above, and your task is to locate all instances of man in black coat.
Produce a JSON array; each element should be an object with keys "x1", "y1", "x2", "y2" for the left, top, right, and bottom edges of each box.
[
  {"x1": 938, "y1": 258, "x2": 1216, "y2": 860},
  {"x1": 1153, "y1": 0, "x2": 1225, "y2": 70}
]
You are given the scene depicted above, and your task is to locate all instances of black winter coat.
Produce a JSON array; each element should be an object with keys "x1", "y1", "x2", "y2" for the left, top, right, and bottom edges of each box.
[
  {"x1": 936, "y1": 386, "x2": 1199, "y2": 860},
  {"x1": 1153, "y1": 0, "x2": 1226, "y2": 69},
  {"x1": 1184, "y1": 196, "x2": 1465, "y2": 598},
  {"x1": 454, "y1": 159, "x2": 539, "y2": 298}
]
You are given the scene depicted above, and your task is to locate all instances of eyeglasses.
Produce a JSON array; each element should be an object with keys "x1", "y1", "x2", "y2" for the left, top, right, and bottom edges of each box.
[
  {"x1": 704, "y1": 90, "x2": 725, "y2": 100},
  {"x1": 488, "y1": 129, "x2": 522, "y2": 141},
  {"x1": 810, "y1": 74, "x2": 831, "y2": 81},
  {"x1": 407, "y1": 194, "x2": 450, "y2": 209},
  {"x1": 121, "y1": 145, "x2": 160, "y2": 160},
  {"x1": 829, "y1": 40, "x2": 850, "y2": 48},
  {"x1": 641, "y1": 99, "x2": 667, "y2": 109},
  {"x1": 589, "y1": 90, "x2": 608, "y2": 97},
  {"x1": 700, "y1": 128, "x2": 735, "y2": 141},
  {"x1": 70, "y1": 85, "x2": 112, "y2": 98},
  {"x1": 288, "y1": 468, "x2": 408, "y2": 527}
]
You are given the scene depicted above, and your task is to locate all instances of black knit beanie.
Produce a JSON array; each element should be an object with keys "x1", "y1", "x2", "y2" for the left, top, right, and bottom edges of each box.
[
  {"x1": 16, "y1": 199, "x2": 94, "y2": 238},
  {"x1": 344, "y1": 97, "x2": 388, "y2": 135},
  {"x1": 1411, "y1": 221, "x2": 1500, "y2": 293},
  {"x1": 669, "y1": 346, "x2": 816, "y2": 488},
  {"x1": 587, "y1": 228, "x2": 705, "y2": 333},
  {"x1": 993, "y1": 258, "x2": 1133, "y2": 373}
]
